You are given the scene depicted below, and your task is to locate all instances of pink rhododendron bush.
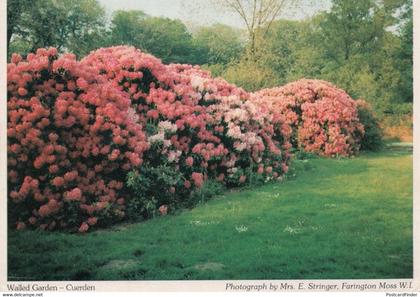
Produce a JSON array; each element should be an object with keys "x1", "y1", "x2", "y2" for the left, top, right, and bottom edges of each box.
[
  {"x1": 81, "y1": 46, "x2": 292, "y2": 212},
  {"x1": 7, "y1": 48, "x2": 149, "y2": 232},
  {"x1": 8, "y1": 46, "x2": 291, "y2": 232},
  {"x1": 252, "y1": 79, "x2": 365, "y2": 157}
]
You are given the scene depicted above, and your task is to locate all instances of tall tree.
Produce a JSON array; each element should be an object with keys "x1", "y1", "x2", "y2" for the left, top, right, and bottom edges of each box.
[
  {"x1": 7, "y1": 0, "x2": 31, "y2": 51},
  {"x1": 8, "y1": 0, "x2": 106, "y2": 57},
  {"x1": 214, "y1": 0, "x2": 300, "y2": 57},
  {"x1": 110, "y1": 11, "x2": 204, "y2": 64},
  {"x1": 110, "y1": 10, "x2": 148, "y2": 46},
  {"x1": 193, "y1": 24, "x2": 244, "y2": 65},
  {"x1": 394, "y1": 0, "x2": 413, "y2": 103},
  {"x1": 257, "y1": 19, "x2": 322, "y2": 84},
  {"x1": 319, "y1": 0, "x2": 378, "y2": 62},
  {"x1": 314, "y1": 0, "x2": 408, "y2": 107}
]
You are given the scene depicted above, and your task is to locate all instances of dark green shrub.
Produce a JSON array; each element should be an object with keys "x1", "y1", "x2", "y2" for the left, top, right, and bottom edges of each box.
[
  {"x1": 126, "y1": 164, "x2": 184, "y2": 220},
  {"x1": 356, "y1": 100, "x2": 383, "y2": 151},
  {"x1": 188, "y1": 180, "x2": 225, "y2": 207},
  {"x1": 292, "y1": 149, "x2": 319, "y2": 160}
]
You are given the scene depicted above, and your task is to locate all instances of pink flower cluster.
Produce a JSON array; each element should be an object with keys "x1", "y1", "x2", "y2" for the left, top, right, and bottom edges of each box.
[
  {"x1": 252, "y1": 79, "x2": 364, "y2": 157},
  {"x1": 8, "y1": 46, "x2": 292, "y2": 232}
]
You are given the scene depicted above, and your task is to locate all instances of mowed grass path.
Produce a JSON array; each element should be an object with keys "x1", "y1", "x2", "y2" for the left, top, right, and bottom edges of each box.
[{"x1": 8, "y1": 151, "x2": 412, "y2": 280}]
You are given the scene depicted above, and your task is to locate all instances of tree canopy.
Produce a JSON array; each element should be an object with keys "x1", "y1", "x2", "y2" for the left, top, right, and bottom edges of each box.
[{"x1": 8, "y1": 0, "x2": 106, "y2": 57}]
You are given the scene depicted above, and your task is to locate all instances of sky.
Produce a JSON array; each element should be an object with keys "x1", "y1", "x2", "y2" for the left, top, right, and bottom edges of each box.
[{"x1": 97, "y1": 0, "x2": 332, "y2": 29}]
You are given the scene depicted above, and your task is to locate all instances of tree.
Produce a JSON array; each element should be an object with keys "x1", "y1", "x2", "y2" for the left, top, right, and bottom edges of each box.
[
  {"x1": 223, "y1": 58, "x2": 280, "y2": 91},
  {"x1": 7, "y1": 0, "x2": 31, "y2": 51},
  {"x1": 193, "y1": 24, "x2": 244, "y2": 65},
  {"x1": 394, "y1": 0, "x2": 413, "y2": 103},
  {"x1": 8, "y1": 0, "x2": 106, "y2": 57},
  {"x1": 318, "y1": 0, "x2": 378, "y2": 62},
  {"x1": 139, "y1": 17, "x2": 199, "y2": 64},
  {"x1": 311, "y1": 0, "x2": 413, "y2": 112},
  {"x1": 257, "y1": 19, "x2": 323, "y2": 84},
  {"x1": 214, "y1": 0, "x2": 300, "y2": 57},
  {"x1": 110, "y1": 10, "x2": 148, "y2": 46},
  {"x1": 110, "y1": 11, "x2": 204, "y2": 64}
]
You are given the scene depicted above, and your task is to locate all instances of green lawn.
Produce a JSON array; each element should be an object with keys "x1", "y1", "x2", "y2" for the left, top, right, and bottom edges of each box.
[{"x1": 8, "y1": 150, "x2": 413, "y2": 280}]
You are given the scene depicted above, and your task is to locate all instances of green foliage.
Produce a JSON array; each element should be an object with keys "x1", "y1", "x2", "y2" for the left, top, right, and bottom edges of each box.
[
  {"x1": 316, "y1": 0, "x2": 412, "y2": 110},
  {"x1": 137, "y1": 17, "x2": 201, "y2": 64},
  {"x1": 193, "y1": 24, "x2": 244, "y2": 65},
  {"x1": 357, "y1": 103, "x2": 384, "y2": 151},
  {"x1": 201, "y1": 63, "x2": 226, "y2": 77},
  {"x1": 244, "y1": 168, "x2": 266, "y2": 186},
  {"x1": 257, "y1": 19, "x2": 322, "y2": 85},
  {"x1": 109, "y1": 14, "x2": 246, "y2": 66},
  {"x1": 223, "y1": 57, "x2": 280, "y2": 92},
  {"x1": 8, "y1": 0, "x2": 107, "y2": 58},
  {"x1": 110, "y1": 10, "x2": 148, "y2": 46},
  {"x1": 110, "y1": 11, "x2": 206, "y2": 64},
  {"x1": 7, "y1": 0, "x2": 31, "y2": 49},
  {"x1": 126, "y1": 165, "x2": 184, "y2": 220},
  {"x1": 394, "y1": 3, "x2": 413, "y2": 103},
  {"x1": 188, "y1": 180, "x2": 225, "y2": 207},
  {"x1": 126, "y1": 165, "x2": 226, "y2": 219},
  {"x1": 293, "y1": 150, "x2": 319, "y2": 161}
]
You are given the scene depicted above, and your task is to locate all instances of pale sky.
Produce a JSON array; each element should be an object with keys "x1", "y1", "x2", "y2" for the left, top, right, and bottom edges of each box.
[{"x1": 97, "y1": 0, "x2": 332, "y2": 29}]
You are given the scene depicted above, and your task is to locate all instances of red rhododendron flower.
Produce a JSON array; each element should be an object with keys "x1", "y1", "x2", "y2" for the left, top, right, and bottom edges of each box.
[
  {"x1": 191, "y1": 172, "x2": 204, "y2": 188},
  {"x1": 16, "y1": 222, "x2": 26, "y2": 230},
  {"x1": 65, "y1": 188, "x2": 82, "y2": 201},
  {"x1": 78, "y1": 222, "x2": 89, "y2": 233},
  {"x1": 87, "y1": 217, "x2": 98, "y2": 226},
  {"x1": 159, "y1": 205, "x2": 168, "y2": 216},
  {"x1": 52, "y1": 177, "x2": 65, "y2": 187},
  {"x1": 184, "y1": 180, "x2": 191, "y2": 189},
  {"x1": 185, "y1": 156, "x2": 194, "y2": 167},
  {"x1": 17, "y1": 87, "x2": 28, "y2": 96}
]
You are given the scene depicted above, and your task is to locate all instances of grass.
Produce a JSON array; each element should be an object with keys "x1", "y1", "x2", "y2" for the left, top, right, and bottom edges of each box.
[{"x1": 8, "y1": 150, "x2": 413, "y2": 280}]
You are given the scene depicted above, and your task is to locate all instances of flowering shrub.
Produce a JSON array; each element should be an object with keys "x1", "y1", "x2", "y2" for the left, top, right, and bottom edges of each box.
[
  {"x1": 8, "y1": 46, "x2": 292, "y2": 231},
  {"x1": 81, "y1": 46, "x2": 291, "y2": 207},
  {"x1": 252, "y1": 79, "x2": 364, "y2": 157},
  {"x1": 7, "y1": 48, "x2": 149, "y2": 232}
]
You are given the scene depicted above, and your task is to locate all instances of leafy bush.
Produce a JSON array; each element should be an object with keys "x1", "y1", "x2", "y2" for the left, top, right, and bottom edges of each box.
[
  {"x1": 223, "y1": 58, "x2": 280, "y2": 92},
  {"x1": 188, "y1": 180, "x2": 225, "y2": 207},
  {"x1": 292, "y1": 149, "x2": 319, "y2": 160},
  {"x1": 356, "y1": 100, "x2": 383, "y2": 151},
  {"x1": 126, "y1": 164, "x2": 184, "y2": 220}
]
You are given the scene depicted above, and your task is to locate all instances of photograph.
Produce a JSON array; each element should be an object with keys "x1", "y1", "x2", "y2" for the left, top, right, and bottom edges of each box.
[{"x1": 3, "y1": 0, "x2": 415, "y2": 287}]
